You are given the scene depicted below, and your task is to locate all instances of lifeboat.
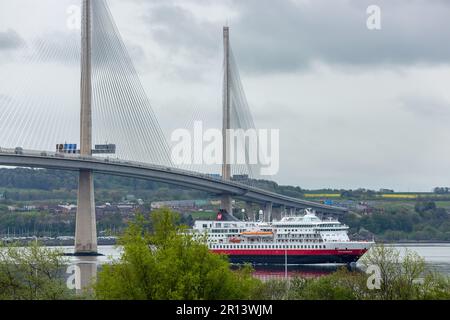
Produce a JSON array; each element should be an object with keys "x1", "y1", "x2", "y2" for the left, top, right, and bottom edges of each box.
[
  {"x1": 240, "y1": 231, "x2": 273, "y2": 237},
  {"x1": 229, "y1": 237, "x2": 242, "y2": 243}
]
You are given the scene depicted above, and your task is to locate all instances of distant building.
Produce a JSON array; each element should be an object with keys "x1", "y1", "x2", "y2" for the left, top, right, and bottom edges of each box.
[
  {"x1": 58, "y1": 204, "x2": 77, "y2": 213},
  {"x1": 151, "y1": 199, "x2": 211, "y2": 210}
]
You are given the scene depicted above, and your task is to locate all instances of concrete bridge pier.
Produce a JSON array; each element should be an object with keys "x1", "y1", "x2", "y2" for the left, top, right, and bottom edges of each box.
[
  {"x1": 244, "y1": 201, "x2": 254, "y2": 221},
  {"x1": 281, "y1": 205, "x2": 287, "y2": 218},
  {"x1": 220, "y1": 194, "x2": 233, "y2": 216},
  {"x1": 264, "y1": 202, "x2": 273, "y2": 222},
  {"x1": 271, "y1": 206, "x2": 283, "y2": 221},
  {"x1": 75, "y1": 170, "x2": 97, "y2": 254}
]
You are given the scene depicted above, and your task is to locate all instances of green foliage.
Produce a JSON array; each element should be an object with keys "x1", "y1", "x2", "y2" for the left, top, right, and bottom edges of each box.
[
  {"x1": 256, "y1": 279, "x2": 289, "y2": 300},
  {"x1": 0, "y1": 168, "x2": 207, "y2": 203},
  {"x1": 287, "y1": 269, "x2": 367, "y2": 300},
  {"x1": 342, "y1": 201, "x2": 450, "y2": 241},
  {"x1": 415, "y1": 201, "x2": 436, "y2": 213},
  {"x1": 0, "y1": 242, "x2": 73, "y2": 300},
  {"x1": 359, "y1": 245, "x2": 450, "y2": 300},
  {"x1": 94, "y1": 208, "x2": 261, "y2": 300},
  {"x1": 256, "y1": 246, "x2": 450, "y2": 300}
]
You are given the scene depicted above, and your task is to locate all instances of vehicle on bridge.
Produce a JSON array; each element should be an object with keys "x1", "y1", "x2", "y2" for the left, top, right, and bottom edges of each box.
[{"x1": 192, "y1": 209, "x2": 374, "y2": 265}]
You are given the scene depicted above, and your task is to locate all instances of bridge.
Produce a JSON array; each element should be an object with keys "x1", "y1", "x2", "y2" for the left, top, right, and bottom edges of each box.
[
  {"x1": 0, "y1": 0, "x2": 346, "y2": 255},
  {"x1": 0, "y1": 148, "x2": 345, "y2": 214}
]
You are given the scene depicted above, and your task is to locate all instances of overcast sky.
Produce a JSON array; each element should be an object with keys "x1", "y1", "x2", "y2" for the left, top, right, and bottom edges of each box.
[{"x1": 1, "y1": 0, "x2": 450, "y2": 191}]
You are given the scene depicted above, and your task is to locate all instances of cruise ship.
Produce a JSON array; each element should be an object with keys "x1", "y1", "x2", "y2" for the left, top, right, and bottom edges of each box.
[{"x1": 192, "y1": 209, "x2": 374, "y2": 265}]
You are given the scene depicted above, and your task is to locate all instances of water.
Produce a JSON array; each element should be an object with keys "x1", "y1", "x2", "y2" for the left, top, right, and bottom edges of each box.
[
  {"x1": 386, "y1": 243, "x2": 450, "y2": 276},
  {"x1": 60, "y1": 243, "x2": 450, "y2": 283}
]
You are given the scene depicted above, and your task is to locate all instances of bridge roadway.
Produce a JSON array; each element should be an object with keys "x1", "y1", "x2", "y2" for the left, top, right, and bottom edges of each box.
[{"x1": 0, "y1": 149, "x2": 347, "y2": 214}]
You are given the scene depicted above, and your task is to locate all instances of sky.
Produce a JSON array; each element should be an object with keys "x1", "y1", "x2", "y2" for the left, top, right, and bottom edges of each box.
[{"x1": 1, "y1": 0, "x2": 450, "y2": 191}]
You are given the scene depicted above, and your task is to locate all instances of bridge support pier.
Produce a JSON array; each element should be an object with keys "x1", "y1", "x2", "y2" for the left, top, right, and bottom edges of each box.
[
  {"x1": 289, "y1": 207, "x2": 295, "y2": 216},
  {"x1": 75, "y1": 170, "x2": 97, "y2": 254},
  {"x1": 245, "y1": 201, "x2": 254, "y2": 221},
  {"x1": 271, "y1": 206, "x2": 282, "y2": 221},
  {"x1": 220, "y1": 194, "x2": 233, "y2": 217},
  {"x1": 264, "y1": 202, "x2": 273, "y2": 222}
]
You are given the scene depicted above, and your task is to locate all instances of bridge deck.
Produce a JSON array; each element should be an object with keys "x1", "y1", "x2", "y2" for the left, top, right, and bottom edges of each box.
[{"x1": 0, "y1": 149, "x2": 347, "y2": 214}]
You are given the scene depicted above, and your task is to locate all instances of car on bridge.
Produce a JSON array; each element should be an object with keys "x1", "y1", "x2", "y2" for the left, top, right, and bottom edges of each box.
[{"x1": 14, "y1": 147, "x2": 23, "y2": 155}]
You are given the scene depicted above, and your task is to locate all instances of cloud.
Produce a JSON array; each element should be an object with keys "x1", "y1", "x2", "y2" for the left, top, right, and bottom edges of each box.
[
  {"x1": 400, "y1": 95, "x2": 450, "y2": 120},
  {"x1": 231, "y1": 0, "x2": 450, "y2": 73},
  {"x1": 0, "y1": 29, "x2": 24, "y2": 50},
  {"x1": 125, "y1": 0, "x2": 450, "y2": 75}
]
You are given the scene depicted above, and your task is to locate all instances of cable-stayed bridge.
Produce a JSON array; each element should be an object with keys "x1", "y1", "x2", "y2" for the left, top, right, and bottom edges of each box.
[{"x1": 0, "y1": 0, "x2": 345, "y2": 255}]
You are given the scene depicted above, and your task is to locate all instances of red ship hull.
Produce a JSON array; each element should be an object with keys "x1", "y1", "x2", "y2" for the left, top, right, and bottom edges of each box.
[{"x1": 211, "y1": 248, "x2": 368, "y2": 265}]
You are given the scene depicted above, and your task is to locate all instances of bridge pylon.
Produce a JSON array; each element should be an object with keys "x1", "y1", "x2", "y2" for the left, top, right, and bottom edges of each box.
[
  {"x1": 75, "y1": 0, "x2": 97, "y2": 255},
  {"x1": 220, "y1": 26, "x2": 233, "y2": 216}
]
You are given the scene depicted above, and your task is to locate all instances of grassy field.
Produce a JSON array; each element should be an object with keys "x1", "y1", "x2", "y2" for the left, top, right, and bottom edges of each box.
[
  {"x1": 380, "y1": 194, "x2": 418, "y2": 199},
  {"x1": 188, "y1": 211, "x2": 216, "y2": 220},
  {"x1": 303, "y1": 193, "x2": 341, "y2": 198}
]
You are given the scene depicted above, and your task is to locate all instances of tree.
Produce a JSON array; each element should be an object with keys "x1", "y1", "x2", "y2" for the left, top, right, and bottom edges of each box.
[
  {"x1": 94, "y1": 208, "x2": 261, "y2": 300},
  {"x1": 360, "y1": 245, "x2": 426, "y2": 299},
  {"x1": 433, "y1": 187, "x2": 450, "y2": 194},
  {"x1": 282, "y1": 269, "x2": 369, "y2": 300},
  {"x1": 414, "y1": 201, "x2": 436, "y2": 214},
  {"x1": 0, "y1": 242, "x2": 73, "y2": 300}
]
